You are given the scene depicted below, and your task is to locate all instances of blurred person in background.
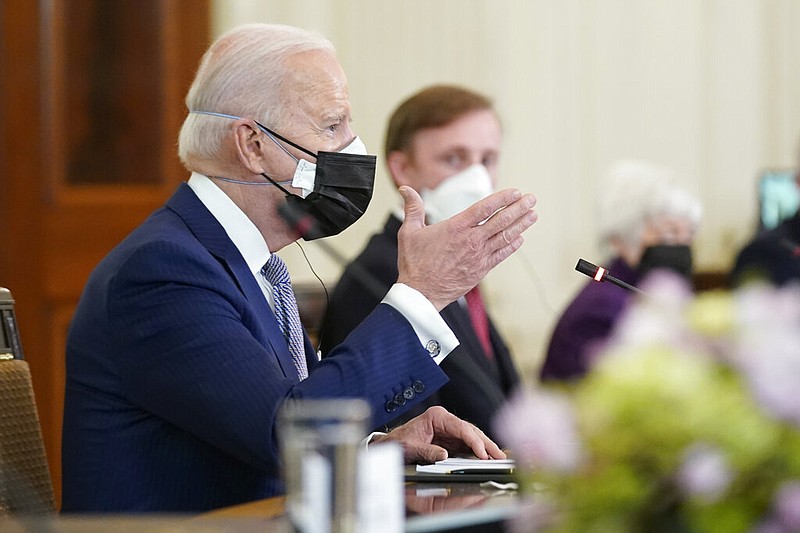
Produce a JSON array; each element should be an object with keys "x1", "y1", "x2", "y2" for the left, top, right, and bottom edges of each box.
[
  {"x1": 320, "y1": 85, "x2": 521, "y2": 444},
  {"x1": 732, "y1": 150, "x2": 800, "y2": 287},
  {"x1": 540, "y1": 160, "x2": 702, "y2": 382}
]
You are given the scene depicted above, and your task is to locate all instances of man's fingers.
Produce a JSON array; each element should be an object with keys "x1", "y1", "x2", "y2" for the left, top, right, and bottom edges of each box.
[
  {"x1": 462, "y1": 427, "x2": 506, "y2": 460},
  {"x1": 449, "y1": 191, "x2": 536, "y2": 272},
  {"x1": 407, "y1": 443, "x2": 448, "y2": 464},
  {"x1": 459, "y1": 426, "x2": 494, "y2": 460},
  {"x1": 457, "y1": 188, "x2": 525, "y2": 228},
  {"x1": 432, "y1": 410, "x2": 500, "y2": 460},
  {"x1": 482, "y1": 436, "x2": 507, "y2": 460},
  {"x1": 467, "y1": 200, "x2": 536, "y2": 271},
  {"x1": 487, "y1": 209, "x2": 538, "y2": 256},
  {"x1": 478, "y1": 192, "x2": 537, "y2": 237},
  {"x1": 488, "y1": 235, "x2": 525, "y2": 270}
]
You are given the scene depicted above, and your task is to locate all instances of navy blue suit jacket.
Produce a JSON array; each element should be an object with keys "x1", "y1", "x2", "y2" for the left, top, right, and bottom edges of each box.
[{"x1": 62, "y1": 184, "x2": 448, "y2": 513}]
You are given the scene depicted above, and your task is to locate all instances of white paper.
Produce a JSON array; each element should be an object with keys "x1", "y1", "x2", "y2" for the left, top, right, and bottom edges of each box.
[{"x1": 415, "y1": 457, "x2": 515, "y2": 474}]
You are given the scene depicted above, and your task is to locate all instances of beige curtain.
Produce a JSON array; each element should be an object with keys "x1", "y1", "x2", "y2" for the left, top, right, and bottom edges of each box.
[{"x1": 212, "y1": 0, "x2": 800, "y2": 378}]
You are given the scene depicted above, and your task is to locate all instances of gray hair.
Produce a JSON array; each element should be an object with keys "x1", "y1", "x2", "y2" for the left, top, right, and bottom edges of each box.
[
  {"x1": 597, "y1": 160, "x2": 702, "y2": 248},
  {"x1": 177, "y1": 23, "x2": 335, "y2": 167}
]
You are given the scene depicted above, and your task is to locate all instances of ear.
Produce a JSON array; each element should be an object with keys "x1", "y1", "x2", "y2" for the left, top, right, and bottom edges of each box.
[
  {"x1": 386, "y1": 151, "x2": 413, "y2": 188},
  {"x1": 233, "y1": 120, "x2": 269, "y2": 174}
]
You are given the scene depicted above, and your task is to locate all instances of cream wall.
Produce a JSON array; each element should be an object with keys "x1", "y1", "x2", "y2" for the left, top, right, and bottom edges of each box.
[{"x1": 212, "y1": 0, "x2": 800, "y2": 380}]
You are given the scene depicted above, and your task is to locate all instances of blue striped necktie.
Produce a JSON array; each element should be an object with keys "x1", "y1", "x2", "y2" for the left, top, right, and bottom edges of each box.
[{"x1": 261, "y1": 255, "x2": 308, "y2": 380}]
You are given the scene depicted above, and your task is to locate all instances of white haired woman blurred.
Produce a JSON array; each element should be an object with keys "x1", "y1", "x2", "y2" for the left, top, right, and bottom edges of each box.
[{"x1": 539, "y1": 160, "x2": 702, "y2": 381}]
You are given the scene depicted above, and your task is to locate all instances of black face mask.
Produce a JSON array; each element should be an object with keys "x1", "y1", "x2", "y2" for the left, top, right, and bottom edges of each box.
[
  {"x1": 256, "y1": 122, "x2": 377, "y2": 241},
  {"x1": 188, "y1": 111, "x2": 376, "y2": 241},
  {"x1": 638, "y1": 245, "x2": 694, "y2": 280}
]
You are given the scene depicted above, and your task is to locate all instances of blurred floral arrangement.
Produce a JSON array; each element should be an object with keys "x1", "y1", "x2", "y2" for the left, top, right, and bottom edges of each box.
[{"x1": 496, "y1": 274, "x2": 800, "y2": 533}]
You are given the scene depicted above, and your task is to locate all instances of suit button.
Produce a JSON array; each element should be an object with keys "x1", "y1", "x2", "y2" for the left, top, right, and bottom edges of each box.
[
  {"x1": 385, "y1": 400, "x2": 397, "y2": 413},
  {"x1": 403, "y1": 387, "x2": 415, "y2": 400},
  {"x1": 394, "y1": 393, "x2": 407, "y2": 406},
  {"x1": 412, "y1": 381, "x2": 425, "y2": 393},
  {"x1": 425, "y1": 340, "x2": 441, "y2": 357}
]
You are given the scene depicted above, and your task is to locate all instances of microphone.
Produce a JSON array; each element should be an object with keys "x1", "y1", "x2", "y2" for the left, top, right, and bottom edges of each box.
[
  {"x1": 575, "y1": 258, "x2": 645, "y2": 294},
  {"x1": 278, "y1": 202, "x2": 326, "y2": 241}
]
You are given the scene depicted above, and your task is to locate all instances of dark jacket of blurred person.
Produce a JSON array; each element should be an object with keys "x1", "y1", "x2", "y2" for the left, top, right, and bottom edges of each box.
[
  {"x1": 732, "y1": 175, "x2": 800, "y2": 287},
  {"x1": 540, "y1": 257, "x2": 638, "y2": 380}
]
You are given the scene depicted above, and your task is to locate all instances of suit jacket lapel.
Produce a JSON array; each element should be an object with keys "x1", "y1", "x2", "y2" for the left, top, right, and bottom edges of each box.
[
  {"x1": 165, "y1": 184, "x2": 300, "y2": 381},
  {"x1": 486, "y1": 318, "x2": 520, "y2": 390},
  {"x1": 443, "y1": 302, "x2": 503, "y2": 372},
  {"x1": 442, "y1": 302, "x2": 494, "y2": 369},
  {"x1": 441, "y1": 303, "x2": 507, "y2": 407}
]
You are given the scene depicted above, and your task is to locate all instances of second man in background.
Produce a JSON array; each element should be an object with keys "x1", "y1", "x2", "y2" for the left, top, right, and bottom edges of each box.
[{"x1": 320, "y1": 85, "x2": 521, "y2": 443}]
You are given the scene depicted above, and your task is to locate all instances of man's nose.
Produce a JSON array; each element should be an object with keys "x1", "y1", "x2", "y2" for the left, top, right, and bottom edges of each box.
[{"x1": 467, "y1": 156, "x2": 484, "y2": 167}]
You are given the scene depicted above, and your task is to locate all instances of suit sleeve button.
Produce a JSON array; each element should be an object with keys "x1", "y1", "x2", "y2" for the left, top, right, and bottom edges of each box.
[
  {"x1": 403, "y1": 387, "x2": 415, "y2": 400},
  {"x1": 412, "y1": 381, "x2": 425, "y2": 393},
  {"x1": 394, "y1": 393, "x2": 407, "y2": 406},
  {"x1": 385, "y1": 400, "x2": 397, "y2": 413}
]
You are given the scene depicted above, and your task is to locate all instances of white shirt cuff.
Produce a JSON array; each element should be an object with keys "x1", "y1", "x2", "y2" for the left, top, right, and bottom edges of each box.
[
  {"x1": 362, "y1": 431, "x2": 385, "y2": 450},
  {"x1": 381, "y1": 283, "x2": 459, "y2": 365}
]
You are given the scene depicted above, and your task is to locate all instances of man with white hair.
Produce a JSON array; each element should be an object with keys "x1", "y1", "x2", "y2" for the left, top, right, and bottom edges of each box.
[
  {"x1": 539, "y1": 160, "x2": 701, "y2": 381},
  {"x1": 61, "y1": 23, "x2": 538, "y2": 513}
]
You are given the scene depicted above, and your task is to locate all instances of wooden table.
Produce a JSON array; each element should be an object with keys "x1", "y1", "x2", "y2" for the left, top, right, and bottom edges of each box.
[
  {"x1": 197, "y1": 495, "x2": 287, "y2": 520},
  {"x1": 196, "y1": 468, "x2": 521, "y2": 532},
  {"x1": 0, "y1": 475, "x2": 519, "y2": 533}
]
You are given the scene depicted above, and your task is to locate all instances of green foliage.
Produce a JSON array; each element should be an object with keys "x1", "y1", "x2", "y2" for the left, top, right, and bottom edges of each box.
[{"x1": 510, "y1": 287, "x2": 800, "y2": 532}]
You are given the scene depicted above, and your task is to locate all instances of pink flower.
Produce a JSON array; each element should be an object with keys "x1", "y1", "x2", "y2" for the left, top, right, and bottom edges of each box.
[
  {"x1": 774, "y1": 480, "x2": 800, "y2": 530},
  {"x1": 494, "y1": 388, "x2": 582, "y2": 472},
  {"x1": 732, "y1": 285, "x2": 800, "y2": 426},
  {"x1": 750, "y1": 520, "x2": 784, "y2": 533},
  {"x1": 610, "y1": 270, "x2": 694, "y2": 351},
  {"x1": 675, "y1": 442, "x2": 733, "y2": 503}
]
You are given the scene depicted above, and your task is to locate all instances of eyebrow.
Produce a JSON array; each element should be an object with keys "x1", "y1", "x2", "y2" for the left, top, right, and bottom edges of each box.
[{"x1": 323, "y1": 113, "x2": 349, "y2": 125}]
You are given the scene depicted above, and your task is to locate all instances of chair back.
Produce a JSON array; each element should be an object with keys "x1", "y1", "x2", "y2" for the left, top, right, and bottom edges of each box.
[
  {"x1": 0, "y1": 288, "x2": 24, "y2": 360},
  {"x1": 0, "y1": 287, "x2": 55, "y2": 514}
]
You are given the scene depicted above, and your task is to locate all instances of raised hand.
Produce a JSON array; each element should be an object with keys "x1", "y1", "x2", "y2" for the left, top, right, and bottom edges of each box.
[{"x1": 396, "y1": 186, "x2": 538, "y2": 311}]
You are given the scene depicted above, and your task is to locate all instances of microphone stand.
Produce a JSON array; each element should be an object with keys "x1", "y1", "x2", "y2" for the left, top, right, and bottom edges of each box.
[{"x1": 575, "y1": 258, "x2": 645, "y2": 295}]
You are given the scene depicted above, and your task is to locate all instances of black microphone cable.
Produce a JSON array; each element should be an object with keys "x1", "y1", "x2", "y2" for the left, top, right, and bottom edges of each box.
[
  {"x1": 514, "y1": 247, "x2": 558, "y2": 316},
  {"x1": 280, "y1": 202, "x2": 395, "y2": 355},
  {"x1": 292, "y1": 239, "x2": 329, "y2": 355}
]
